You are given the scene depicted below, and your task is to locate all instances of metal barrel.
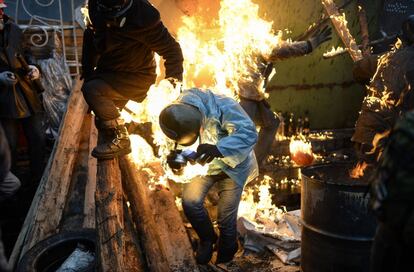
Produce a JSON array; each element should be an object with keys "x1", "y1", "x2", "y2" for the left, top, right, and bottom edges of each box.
[{"x1": 300, "y1": 163, "x2": 377, "y2": 272}]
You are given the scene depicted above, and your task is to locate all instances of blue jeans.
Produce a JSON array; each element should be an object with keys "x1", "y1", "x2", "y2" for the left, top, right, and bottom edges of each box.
[{"x1": 182, "y1": 173, "x2": 243, "y2": 252}]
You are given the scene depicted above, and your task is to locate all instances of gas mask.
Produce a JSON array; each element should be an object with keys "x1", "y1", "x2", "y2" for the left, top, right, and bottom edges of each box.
[{"x1": 97, "y1": 0, "x2": 133, "y2": 28}]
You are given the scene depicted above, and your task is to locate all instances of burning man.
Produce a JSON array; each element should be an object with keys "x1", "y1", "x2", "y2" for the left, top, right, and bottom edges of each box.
[
  {"x1": 352, "y1": 15, "x2": 414, "y2": 163},
  {"x1": 238, "y1": 25, "x2": 332, "y2": 167},
  {"x1": 81, "y1": 0, "x2": 183, "y2": 159},
  {"x1": 0, "y1": 0, "x2": 45, "y2": 182},
  {"x1": 370, "y1": 110, "x2": 414, "y2": 272},
  {"x1": 159, "y1": 88, "x2": 258, "y2": 264}
]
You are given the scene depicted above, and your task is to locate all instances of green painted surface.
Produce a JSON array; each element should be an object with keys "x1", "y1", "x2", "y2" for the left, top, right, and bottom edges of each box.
[{"x1": 255, "y1": 0, "x2": 381, "y2": 129}]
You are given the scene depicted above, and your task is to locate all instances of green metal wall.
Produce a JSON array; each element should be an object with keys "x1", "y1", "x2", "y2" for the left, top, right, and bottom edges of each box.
[{"x1": 256, "y1": 0, "x2": 381, "y2": 129}]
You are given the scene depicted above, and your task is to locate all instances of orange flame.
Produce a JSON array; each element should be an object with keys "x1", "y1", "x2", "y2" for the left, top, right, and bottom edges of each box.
[
  {"x1": 289, "y1": 138, "x2": 314, "y2": 167},
  {"x1": 349, "y1": 161, "x2": 368, "y2": 179}
]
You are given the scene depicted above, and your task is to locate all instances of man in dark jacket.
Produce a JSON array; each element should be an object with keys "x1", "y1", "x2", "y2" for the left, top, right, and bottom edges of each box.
[
  {"x1": 81, "y1": 0, "x2": 184, "y2": 159},
  {"x1": 0, "y1": 1, "x2": 45, "y2": 182}
]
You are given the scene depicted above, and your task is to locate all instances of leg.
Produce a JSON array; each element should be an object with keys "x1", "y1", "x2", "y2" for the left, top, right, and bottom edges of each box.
[
  {"x1": 0, "y1": 172, "x2": 21, "y2": 202},
  {"x1": 370, "y1": 223, "x2": 401, "y2": 272},
  {"x1": 216, "y1": 176, "x2": 243, "y2": 263},
  {"x1": 182, "y1": 175, "x2": 217, "y2": 264},
  {"x1": 82, "y1": 79, "x2": 128, "y2": 121},
  {"x1": 182, "y1": 175, "x2": 217, "y2": 242},
  {"x1": 0, "y1": 119, "x2": 19, "y2": 170},
  {"x1": 21, "y1": 114, "x2": 46, "y2": 181},
  {"x1": 82, "y1": 79, "x2": 131, "y2": 159},
  {"x1": 255, "y1": 102, "x2": 279, "y2": 164}
]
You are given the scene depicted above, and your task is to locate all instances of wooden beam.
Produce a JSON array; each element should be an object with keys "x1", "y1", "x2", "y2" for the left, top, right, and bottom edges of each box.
[
  {"x1": 95, "y1": 158, "x2": 125, "y2": 271},
  {"x1": 83, "y1": 117, "x2": 97, "y2": 229},
  {"x1": 119, "y1": 156, "x2": 170, "y2": 272},
  {"x1": 9, "y1": 79, "x2": 88, "y2": 268},
  {"x1": 322, "y1": 0, "x2": 363, "y2": 62},
  {"x1": 120, "y1": 157, "x2": 199, "y2": 272}
]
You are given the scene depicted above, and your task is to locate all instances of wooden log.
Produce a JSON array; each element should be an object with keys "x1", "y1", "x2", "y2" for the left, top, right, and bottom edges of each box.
[
  {"x1": 123, "y1": 200, "x2": 146, "y2": 272},
  {"x1": 95, "y1": 158, "x2": 125, "y2": 271},
  {"x1": 9, "y1": 79, "x2": 88, "y2": 268},
  {"x1": 119, "y1": 156, "x2": 170, "y2": 272},
  {"x1": 120, "y1": 157, "x2": 199, "y2": 272},
  {"x1": 321, "y1": 0, "x2": 363, "y2": 62},
  {"x1": 61, "y1": 114, "x2": 93, "y2": 231},
  {"x1": 83, "y1": 117, "x2": 98, "y2": 229}
]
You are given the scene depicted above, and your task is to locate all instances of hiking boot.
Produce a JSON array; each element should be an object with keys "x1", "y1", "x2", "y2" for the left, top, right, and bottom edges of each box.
[
  {"x1": 195, "y1": 239, "x2": 216, "y2": 265},
  {"x1": 92, "y1": 118, "x2": 131, "y2": 160},
  {"x1": 216, "y1": 242, "x2": 238, "y2": 264}
]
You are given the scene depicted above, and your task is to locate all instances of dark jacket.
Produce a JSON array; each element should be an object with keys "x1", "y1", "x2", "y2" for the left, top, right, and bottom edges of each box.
[
  {"x1": 0, "y1": 17, "x2": 42, "y2": 119},
  {"x1": 0, "y1": 124, "x2": 10, "y2": 183},
  {"x1": 82, "y1": 0, "x2": 184, "y2": 102}
]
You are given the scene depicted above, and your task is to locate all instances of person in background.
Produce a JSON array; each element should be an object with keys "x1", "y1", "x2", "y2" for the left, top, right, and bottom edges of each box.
[
  {"x1": 370, "y1": 110, "x2": 414, "y2": 272},
  {"x1": 159, "y1": 88, "x2": 258, "y2": 265},
  {"x1": 0, "y1": 0, "x2": 45, "y2": 182},
  {"x1": 238, "y1": 25, "x2": 332, "y2": 168},
  {"x1": 81, "y1": 0, "x2": 183, "y2": 159},
  {"x1": 0, "y1": 123, "x2": 20, "y2": 272},
  {"x1": 352, "y1": 15, "x2": 414, "y2": 164}
]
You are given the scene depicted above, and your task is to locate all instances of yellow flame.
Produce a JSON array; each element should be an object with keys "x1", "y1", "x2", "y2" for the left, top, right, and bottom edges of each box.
[
  {"x1": 349, "y1": 161, "x2": 368, "y2": 179},
  {"x1": 177, "y1": 0, "x2": 281, "y2": 98},
  {"x1": 238, "y1": 176, "x2": 285, "y2": 222},
  {"x1": 289, "y1": 137, "x2": 314, "y2": 166}
]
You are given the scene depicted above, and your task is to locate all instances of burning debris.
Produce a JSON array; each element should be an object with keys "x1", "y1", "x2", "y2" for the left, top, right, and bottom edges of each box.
[{"x1": 289, "y1": 137, "x2": 314, "y2": 167}]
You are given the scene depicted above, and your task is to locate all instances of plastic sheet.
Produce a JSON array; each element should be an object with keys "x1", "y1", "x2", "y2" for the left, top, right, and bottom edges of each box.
[
  {"x1": 56, "y1": 243, "x2": 95, "y2": 272},
  {"x1": 38, "y1": 54, "x2": 73, "y2": 139}
]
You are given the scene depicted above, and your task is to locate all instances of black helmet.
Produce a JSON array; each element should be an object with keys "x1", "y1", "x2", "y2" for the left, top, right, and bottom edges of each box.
[
  {"x1": 159, "y1": 103, "x2": 202, "y2": 146},
  {"x1": 402, "y1": 15, "x2": 414, "y2": 45},
  {"x1": 97, "y1": 0, "x2": 133, "y2": 19}
]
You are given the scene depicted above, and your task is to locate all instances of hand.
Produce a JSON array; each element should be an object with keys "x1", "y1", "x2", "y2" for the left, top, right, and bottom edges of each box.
[
  {"x1": 166, "y1": 150, "x2": 186, "y2": 172},
  {"x1": 166, "y1": 77, "x2": 181, "y2": 89},
  {"x1": 27, "y1": 65, "x2": 40, "y2": 80},
  {"x1": 308, "y1": 26, "x2": 332, "y2": 51},
  {"x1": 196, "y1": 144, "x2": 223, "y2": 165},
  {"x1": 0, "y1": 71, "x2": 17, "y2": 87}
]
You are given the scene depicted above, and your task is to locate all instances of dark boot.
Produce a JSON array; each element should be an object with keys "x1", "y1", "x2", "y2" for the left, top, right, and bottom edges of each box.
[
  {"x1": 92, "y1": 118, "x2": 131, "y2": 160},
  {"x1": 196, "y1": 234, "x2": 217, "y2": 265},
  {"x1": 216, "y1": 241, "x2": 238, "y2": 264}
]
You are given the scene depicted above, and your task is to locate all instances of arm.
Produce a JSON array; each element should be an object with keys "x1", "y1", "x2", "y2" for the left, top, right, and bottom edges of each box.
[
  {"x1": 81, "y1": 27, "x2": 100, "y2": 80},
  {"x1": 137, "y1": 22, "x2": 184, "y2": 81},
  {"x1": 266, "y1": 40, "x2": 312, "y2": 61},
  {"x1": 216, "y1": 97, "x2": 258, "y2": 168}
]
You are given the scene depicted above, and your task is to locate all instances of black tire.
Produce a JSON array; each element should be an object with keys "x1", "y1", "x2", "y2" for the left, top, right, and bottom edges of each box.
[{"x1": 16, "y1": 229, "x2": 96, "y2": 272}]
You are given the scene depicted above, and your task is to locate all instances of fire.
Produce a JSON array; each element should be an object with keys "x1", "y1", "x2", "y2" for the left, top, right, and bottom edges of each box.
[
  {"x1": 177, "y1": 0, "x2": 281, "y2": 98},
  {"x1": 238, "y1": 175, "x2": 285, "y2": 222},
  {"x1": 323, "y1": 46, "x2": 346, "y2": 58},
  {"x1": 349, "y1": 161, "x2": 368, "y2": 179},
  {"x1": 289, "y1": 137, "x2": 314, "y2": 166}
]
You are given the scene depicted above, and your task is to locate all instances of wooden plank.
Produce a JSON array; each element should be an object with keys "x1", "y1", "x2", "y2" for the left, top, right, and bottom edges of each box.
[
  {"x1": 9, "y1": 79, "x2": 88, "y2": 268},
  {"x1": 83, "y1": 116, "x2": 97, "y2": 229},
  {"x1": 322, "y1": 0, "x2": 363, "y2": 62},
  {"x1": 123, "y1": 201, "x2": 146, "y2": 272},
  {"x1": 120, "y1": 157, "x2": 199, "y2": 272},
  {"x1": 95, "y1": 158, "x2": 125, "y2": 271},
  {"x1": 119, "y1": 156, "x2": 170, "y2": 272}
]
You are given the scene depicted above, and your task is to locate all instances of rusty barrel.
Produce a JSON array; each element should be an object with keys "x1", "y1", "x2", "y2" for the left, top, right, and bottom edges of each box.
[{"x1": 300, "y1": 163, "x2": 377, "y2": 272}]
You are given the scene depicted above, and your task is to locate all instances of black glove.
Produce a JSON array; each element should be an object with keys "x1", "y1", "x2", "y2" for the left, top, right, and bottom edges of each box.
[
  {"x1": 167, "y1": 150, "x2": 184, "y2": 169},
  {"x1": 196, "y1": 144, "x2": 223, "y2": 165},
  {"x1": 308, "y1": 25, "x2": 332, "y2": 51}
]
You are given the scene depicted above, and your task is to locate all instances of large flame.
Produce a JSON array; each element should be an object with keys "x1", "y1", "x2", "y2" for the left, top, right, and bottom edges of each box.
[
  {"x1": 177, "y1": 0, "x2": 281, "y2": 98},
  {"x1": 120, "y1": 0, "x2": 286, "y2": 185}
]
